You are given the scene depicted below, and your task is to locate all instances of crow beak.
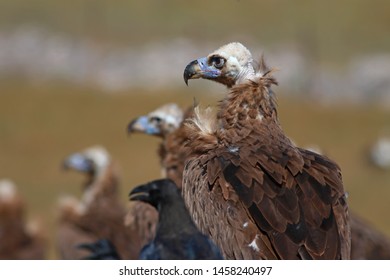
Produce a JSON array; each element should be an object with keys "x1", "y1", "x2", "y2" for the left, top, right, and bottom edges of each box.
[{"x1": 129, "y1": 184, "x2": 151, "y2": 203}]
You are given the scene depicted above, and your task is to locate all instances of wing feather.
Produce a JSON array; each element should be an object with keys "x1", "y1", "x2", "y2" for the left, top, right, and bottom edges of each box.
[{"x1": 199, "y1": 142, "x2": 350, "y2": 259}]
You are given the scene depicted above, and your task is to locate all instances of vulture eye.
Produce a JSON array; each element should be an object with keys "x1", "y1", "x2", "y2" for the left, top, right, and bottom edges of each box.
[
  {"x1": 210, "y1": 56, "x2": 225, "y2": 69},
  {"x1": 150, "y1": 116, "x2": 162, "y2": 124}
]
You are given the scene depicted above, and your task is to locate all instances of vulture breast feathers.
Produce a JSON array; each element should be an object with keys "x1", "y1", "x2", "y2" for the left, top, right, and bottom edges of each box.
[{"x1": 183, "y1": 42, "x2": 351, "y2": 260}]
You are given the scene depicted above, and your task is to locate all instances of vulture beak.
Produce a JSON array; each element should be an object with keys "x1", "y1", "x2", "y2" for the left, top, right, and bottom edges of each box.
[
  {"x1": 184, "y1": 59, "x2": 201, "y2": 85},
  {"x1": 183, "y1": 57, "x2": 221, "y2": 85},
  {"x1": 127, "y1": 115, "x2": 161, "y2": 135},
  {"x1": 62, "y1": 153, "x2": 94, "y2": 173}
]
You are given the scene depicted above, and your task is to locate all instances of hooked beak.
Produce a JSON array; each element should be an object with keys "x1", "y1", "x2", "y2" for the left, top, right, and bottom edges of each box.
[
  {"x1": 127, "y1": 115, "x2": 161, "y2": 135},
  {"x1": 62, "y1": 153, "x2": 94, "y2": 173},
  {"x1": 129, "y1": 183, "x2": 152, "y2": 204},
  {"x1": 184, "y1": 59, "x2": 201, "y2": 85},
  {"x1": 183, "y1": 57, "x2": 221, "y2": 85}
]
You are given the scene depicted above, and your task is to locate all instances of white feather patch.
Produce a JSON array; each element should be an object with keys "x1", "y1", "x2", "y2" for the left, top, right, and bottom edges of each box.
[
  {"x1": 150, "y1": 103, "x2": 183, "y2": 129},
  {"x1": 191, "y1": 106, "x2": 217, "y2": 135},
  {"x1": 256, "y1": 113, "x2": 264, "y2": 121},
  {"x1": 248, "y1": 234, "x2": 260, "y2": 252},
  {"x1": 228, "y1": 145, "x2": 240, "y2": 153},
  {"x1": 84, "y1": 146, "x2": 110, "y2": 173}
]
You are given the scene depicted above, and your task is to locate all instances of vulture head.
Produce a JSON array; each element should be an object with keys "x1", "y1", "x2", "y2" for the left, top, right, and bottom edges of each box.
[
  {"x1": 368, "y1": 137, "x2": 390, "y2": 169},
  {"x1": 0, "y1": 179, "x2": 22, "y2": 218},
  {"x1": 62, "y1": 145, "x2": 111, "y2": 188},
  {"x1": 127, "y1": 103, "x2": 184, "y2": 137},
  {"x1": 184, "y1": 42, "x2": 260, "y2": 88},
  {"x1": 129, "y1": 179, "x2": 178, "y2": 211}
]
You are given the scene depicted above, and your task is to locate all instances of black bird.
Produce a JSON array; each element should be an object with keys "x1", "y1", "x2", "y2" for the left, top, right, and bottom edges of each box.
[
  {"x1": 77, "y1": 239, "x2": 120, "y2": 260},
  {"x1": 129, "y1": 179, "x2": 223, "y2": 260}
]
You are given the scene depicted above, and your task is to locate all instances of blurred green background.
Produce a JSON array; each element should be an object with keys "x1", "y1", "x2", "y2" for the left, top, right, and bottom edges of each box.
[{"x1": 0, "y1": 0, "x2": 389, "y2": 259}]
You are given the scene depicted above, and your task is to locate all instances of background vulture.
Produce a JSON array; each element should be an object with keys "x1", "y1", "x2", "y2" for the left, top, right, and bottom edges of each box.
[
  {"x1": 58, "y1": 145, "x2": 149, "y2": 259},
  {"x1": 128, "y1": 103, "x2": 192, "y2": 188},
  {"x1": 350, "y1": 213, "x2": 390, "y2": 259},
  {"x1": 0, "y1": 179, "x2": 46, "y2": 259},
  {"x1": 129, "y1": 178, "x2": 223, "y2": 260},
  {"x1": 182, "y1": 42, "x2": 351, "y2": 259},
  {"x1": 368, "y1": 137, "x2": 390, "y2": 170}
]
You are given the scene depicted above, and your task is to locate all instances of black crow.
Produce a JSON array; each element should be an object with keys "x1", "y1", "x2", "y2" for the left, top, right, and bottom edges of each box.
[
  {"x1": 129, "y1": 179, "x2": 223, "y2": 260},
  {"x1": 77, "y1": 239, "x2": 120, "y2": 260}
]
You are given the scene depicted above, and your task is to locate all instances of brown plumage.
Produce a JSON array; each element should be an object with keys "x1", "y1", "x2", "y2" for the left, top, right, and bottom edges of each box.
[
  {"x1": 0, "y1": 179, "x2": 46, "y2": 259},
  {"x1": 183, "y1": 42, "x2": 351, "y2": 259},
  {"x1": 58, "y1": 145, "x2": 147, "y2": 259},
  {"x1": 123, "y1": 199, "x2": 157, "y2": 248},
  {"x1": 302, "y1": 146, "x2": 390, "y2": 259},
  {"x1": 131, "y1": 105, "x2": 390, "y2": 259},
  {"x1": 130, "y1": 103, "x2": 390, "y2": 259}
]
